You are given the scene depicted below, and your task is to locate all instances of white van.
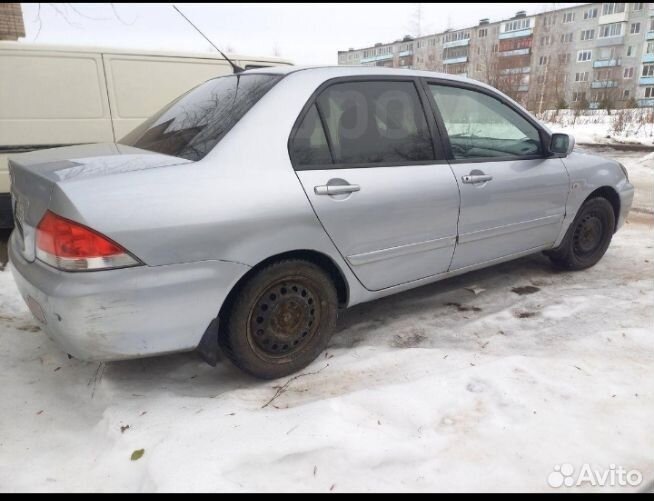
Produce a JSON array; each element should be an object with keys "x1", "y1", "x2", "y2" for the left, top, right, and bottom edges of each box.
[{"x1": 0, "y1": 42, "x2": 292, "y2": 227}]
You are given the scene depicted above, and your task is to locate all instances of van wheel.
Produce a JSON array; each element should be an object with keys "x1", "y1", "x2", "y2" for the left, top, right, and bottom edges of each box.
[
  {"x1": 546, "y1": 197, "x2": 615, "y2": 271},
  {"x1": 219, "y1": 259, "x2": 338, "y2": 380}
]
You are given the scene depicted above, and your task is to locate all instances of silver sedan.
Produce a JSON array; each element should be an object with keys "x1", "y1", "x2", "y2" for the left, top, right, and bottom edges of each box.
[{"x1": 8, "y1": 66, "x2": 634, "y2": 379}]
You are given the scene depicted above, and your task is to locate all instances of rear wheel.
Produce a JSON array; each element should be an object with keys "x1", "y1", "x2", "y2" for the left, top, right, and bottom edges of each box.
[
  {"x1": 546, "y1": 197, "x2": 615, "y2": 271},
  {"x1": 219, "y1": 259, "x2": 338, "y2": 379}
]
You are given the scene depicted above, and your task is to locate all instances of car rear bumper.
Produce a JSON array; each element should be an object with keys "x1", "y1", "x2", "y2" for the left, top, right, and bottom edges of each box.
[{"x1": 8, "y1": 230, "x2": 249, "y2": 361}]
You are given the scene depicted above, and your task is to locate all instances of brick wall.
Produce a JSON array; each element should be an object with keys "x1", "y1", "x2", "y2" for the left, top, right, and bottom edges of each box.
[{"x1": 0, "y1": 3, "x2": 26, "y2": 41}]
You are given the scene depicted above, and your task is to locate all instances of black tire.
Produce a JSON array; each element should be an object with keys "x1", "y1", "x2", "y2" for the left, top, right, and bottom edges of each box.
[
  {"x1": 219, "y1": 259, "x2": 338, "y2": 380},
  {"x1": 546, "y1": 197, "x2": 615, "y2": 271}
]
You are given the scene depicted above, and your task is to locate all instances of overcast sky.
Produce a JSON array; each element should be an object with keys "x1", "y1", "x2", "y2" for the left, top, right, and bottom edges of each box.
[{"x1": 19, "y1": 3, "x2": 581, "y2": 64}]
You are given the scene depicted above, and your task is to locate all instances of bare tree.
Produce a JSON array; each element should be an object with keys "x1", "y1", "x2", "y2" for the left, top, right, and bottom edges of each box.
[
  {"x1": 31, "y1": 3, "x2": 135, "y2": 40},
  {"x1": 408, "y1": 3, "x2": 423, "y2": 38},
  {"x1": 531, "y1": 6, "x2": 570, "y2": 113}
]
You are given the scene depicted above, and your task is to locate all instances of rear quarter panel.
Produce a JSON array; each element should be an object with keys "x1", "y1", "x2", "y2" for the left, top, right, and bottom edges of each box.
[{"x1": 52, "y1": 71, "x2": 368, "y2": 305}]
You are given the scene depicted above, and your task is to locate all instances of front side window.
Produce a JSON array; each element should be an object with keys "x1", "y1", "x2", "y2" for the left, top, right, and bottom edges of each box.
[
  {"x1": 120, "y1": 74, "x2": 281, "y2": 161},
  {"x1": 429, "y1": 84, "x2": 542, "y2": 160},
  {"x1": 312, "y1": 81, "x2": 435, "y2": 166}
]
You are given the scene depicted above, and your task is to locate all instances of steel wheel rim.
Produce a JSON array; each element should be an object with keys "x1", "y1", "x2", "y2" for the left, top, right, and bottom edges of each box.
[
  {"x1": 247, "y1": 277, "x2": 322, "y2": 359},
  {"x1": 573, "y1": 213, "x2": 604, "y2": 256}
]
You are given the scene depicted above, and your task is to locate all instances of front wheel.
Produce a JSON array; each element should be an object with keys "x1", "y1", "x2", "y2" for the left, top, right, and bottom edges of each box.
[
  {"x1": 546, "y1": 197, "x2": 615, "y2": 271},
  {"x1": 219, "y1": 259, "x2": 338, "y2": 380}
]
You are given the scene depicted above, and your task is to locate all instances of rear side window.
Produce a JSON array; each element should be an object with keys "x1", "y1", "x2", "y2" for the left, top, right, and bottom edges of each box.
[
  {"x1": 291, "y1": 80, "x2": 435, "y2": 169},
  {"x1": 120, "y1": 74, "x2": 281, "y2": 161},
  {"x1": 290, "y1": 104, "x2": 332, "y2": 166},
  {"x1": 429, "y1": 84, "x2": 542, "y2": 160}
]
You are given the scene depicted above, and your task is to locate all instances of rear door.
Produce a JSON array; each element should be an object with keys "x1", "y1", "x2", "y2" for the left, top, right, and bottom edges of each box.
[
  {"x1": 291, "y1": 78, "x2": 460, "y2": 291},
  {"x1": 424, "y1": 81, "x2": 570, "y2": 270}
]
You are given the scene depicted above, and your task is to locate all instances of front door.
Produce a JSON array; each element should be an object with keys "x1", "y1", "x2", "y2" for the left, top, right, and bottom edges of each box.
[
  {"x1": 290, "y1": 79, "x2": 460, "y2": 291},
  {"x1": 426, "y1": 82, "x2": 570, "y2": 270}
]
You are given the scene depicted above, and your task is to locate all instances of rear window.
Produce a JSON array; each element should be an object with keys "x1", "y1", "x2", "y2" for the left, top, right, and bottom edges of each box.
[{"x1": 119, "y1": 73, "x2": 281, "y2": 161}]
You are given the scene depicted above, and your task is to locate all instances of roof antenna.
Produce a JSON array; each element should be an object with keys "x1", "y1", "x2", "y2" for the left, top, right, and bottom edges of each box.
[{"x1": 172, "y1": 5, "x2": 244, "y2": 74}]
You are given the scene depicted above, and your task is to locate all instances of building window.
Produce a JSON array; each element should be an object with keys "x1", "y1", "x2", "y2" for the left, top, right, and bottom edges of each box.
[
  {"x1": 577, "y1": 50, "x2": 592, "y2": 62},
  {"x1": 428, "y1": 38, "x2": 437, "y2": 47},
  {"x1": 540, "y1": 35, "x2": 554, "y2": 46},
  {"x1": 630, "y1": 23, "x2": 640, "y2": 34},
  {"x1": 643, "y1": 64, "x2": 654, "y2": 77},
  {"x1": 632, "y1": 2, "x2": 644, "y2": 10},
  {"x1": 599, "y1": 23, "x2": 623, "y2": 38},
  {"x1": 575, "y1": 71, "x2": 589, "y2": 82},
  {"x1": 623, "y1": 89, "x2": 630, "y2": 98},
  {"x1": 627, "y1": 45, "x2": 633, "y2": 56},
  {"x1": 624, "y1": 67, "x2": 635, "y2": 78},
  {"x1": 572, "y1": 91, "x2": 586, "y2": 102},
  {"x1": 478, "y1": 28, "x2": 488, "y2": 38},
  {"x1": 648, "y1": 42, "x2": 654, "y2": 54},
  {"x1": 560, "y1": 32, "x2": 574, "y2": 43},
  {"x1": 503, "y1": 18, "x2": 531, "y2": 33},
  {"x1": 601, "y1": 3, "x2": 626, "y2": 15},
  {"x1": 580, "y1": 29, "x2": 595, "y2": 40},
  {"x1": 584, "y1": 7, "x2": 599, "y2": 19},
  {"x1": 543, "y1": 15, "x2": 556, "y2": 27},
  {"x1": 563, "y1": 12, "x2": 575, "y2": 23},
  {"x1": 539, "y1": 55, "x2": 550, "y2": 65},
  {"x1": 645, "y1": 87, "x2": 654, "y2": 98},
  {"x1": 559, "y1": 53, "x2": 571, "y2": 64},
  {"x1": 443, "y1": 31, "x2": 470, "y2": 43}
]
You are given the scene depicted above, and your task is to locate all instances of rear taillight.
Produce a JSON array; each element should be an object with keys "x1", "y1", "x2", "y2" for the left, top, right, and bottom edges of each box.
[{"x1": 36, "y1": 211, "x2": 141, "y2": 271}]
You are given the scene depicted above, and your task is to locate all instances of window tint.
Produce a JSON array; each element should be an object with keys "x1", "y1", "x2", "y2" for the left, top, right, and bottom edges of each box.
[
  {"x1": 290, "y1": 104, "x2": 332, "y2": 166},
  {"x1": 315, "y1": 81, "x2": 434, "y2": 165},
  {"x1": 429, "y1": 85, "x2": 542, "y2": 159},
  {"x1": 120, "y1": 74, "x2": 281, "y2": 161}
]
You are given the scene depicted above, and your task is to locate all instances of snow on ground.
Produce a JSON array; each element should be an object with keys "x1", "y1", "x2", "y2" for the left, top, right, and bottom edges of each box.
[
  {"x1": 538, "y1": 109, "x2": 654, "y2": 148},
  {"x1": 0, "y1": 149, "x2": 652, "y2": 493}
]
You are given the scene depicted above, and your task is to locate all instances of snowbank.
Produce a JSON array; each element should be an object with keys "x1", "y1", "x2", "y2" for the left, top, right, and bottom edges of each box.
[
  {"x1": 538, "y1": 109, "x2": 654, "y2": 147},
  {"x1": 1, "y1": 218, "x2": 653, "y2": 492}
]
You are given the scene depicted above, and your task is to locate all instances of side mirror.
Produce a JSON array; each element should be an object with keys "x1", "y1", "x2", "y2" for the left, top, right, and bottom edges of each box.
[{"x1": 550, "y1": 133, "x2": 575, "y2": 156}]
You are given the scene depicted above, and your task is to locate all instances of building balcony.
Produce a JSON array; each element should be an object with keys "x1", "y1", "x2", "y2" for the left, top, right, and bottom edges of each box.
[
  {"x1": 640, "y1": 76, "x2": 654, "y2": 86},
  {"x1": 592, "y1": 58, "x2": 621, "y2": 68},
  {"x1": 598, "y1": 11, "x2": 628, "y2": 24},
  {"x1": 596, "y1": 35, "x2": 625, "y2": 47},
  {"x1": 499, "y1": 66, "x2": 530, "y2": 75},
  {"x1": 591, "y1": 80, "x2": 618, "y2": 88},
  {"x1": 637, "y1": 98, "x2": 654, "y2": 107},
  {"x1": 498, "y1": 28, "x2": 533, "y2": 40},
  {"x1": 499, "y1": 48, "x2": 530, "y2": 57},
  {"x1": 398, "y1": 50, "x2": 413, "y2": 57},
  {"x1": 360, "y1": 53, "x2": 394, "y2": 64},
  {"x1": 643, "y1": 53, "x2": 654, "y2": 64},
  {"x1": 442, "y1": 38, "x2": 470, "y2": 49},
  {"x1": 647, "y1": 31, "x2": 654, "y2": 41},
  {"x1": 443, "y1": 56, "x2": 468, "y2": 65}
]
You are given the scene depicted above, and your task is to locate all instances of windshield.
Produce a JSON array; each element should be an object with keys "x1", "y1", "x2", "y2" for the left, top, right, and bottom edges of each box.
[{"x1": 119, "y1": 73, "x2": 282, "y2": 161}]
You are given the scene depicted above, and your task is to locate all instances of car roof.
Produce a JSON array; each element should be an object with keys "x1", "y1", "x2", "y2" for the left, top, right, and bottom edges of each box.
[{"x1": 245, "y1": 64, "x2": 478, "y2": 84}]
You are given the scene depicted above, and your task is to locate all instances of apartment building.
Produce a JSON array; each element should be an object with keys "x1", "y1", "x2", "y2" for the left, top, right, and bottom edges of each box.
[{"x1": 337, "y1": 3, "x2": 654, "y2": 110}]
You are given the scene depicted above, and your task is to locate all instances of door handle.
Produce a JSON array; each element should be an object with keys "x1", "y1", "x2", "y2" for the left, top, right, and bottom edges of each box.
[
  {"x1": 462, "y1": 174, "x2": 493, "y2": 184},
  {"x1": 314, "y1": 184, "x2": 361, "y2": 196}
]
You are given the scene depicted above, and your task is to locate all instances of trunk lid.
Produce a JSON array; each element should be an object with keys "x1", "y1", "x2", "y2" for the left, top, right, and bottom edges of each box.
[{"x1": 9, "y1": 143, "x2": 192, "y2": 261}]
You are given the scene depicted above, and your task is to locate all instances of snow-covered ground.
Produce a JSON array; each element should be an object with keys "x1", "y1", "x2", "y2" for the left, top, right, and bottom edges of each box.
[
  {"x1": 0, "y1": 149, "x2": 652, "y2": 492},
  {"x1": 539, "y1": 109, "x2": 654, "y2": 148}
]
